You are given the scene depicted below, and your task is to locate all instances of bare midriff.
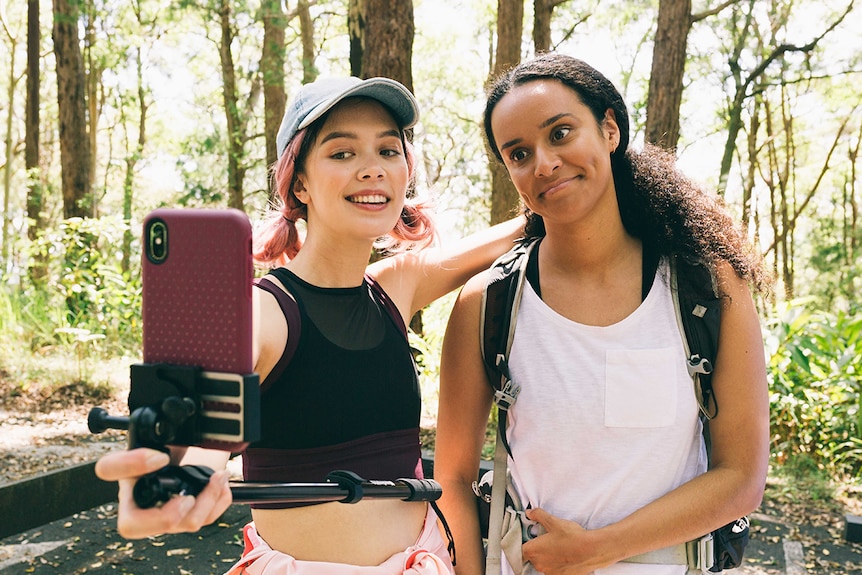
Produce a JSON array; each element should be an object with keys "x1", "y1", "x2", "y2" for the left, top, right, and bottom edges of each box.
[{"x1": 251, "y1": 499, "x2": 428, "y2": 566}]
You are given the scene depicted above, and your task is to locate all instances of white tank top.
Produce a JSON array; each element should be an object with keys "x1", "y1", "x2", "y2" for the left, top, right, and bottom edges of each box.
[{"x1": 505, "y1": 260, "x2": 708, "y2": 575}]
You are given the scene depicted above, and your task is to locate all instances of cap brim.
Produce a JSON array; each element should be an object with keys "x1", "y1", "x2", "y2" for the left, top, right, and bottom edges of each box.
[{"x1": 297, "y1": 77, "x2": 418, "y2": 132}]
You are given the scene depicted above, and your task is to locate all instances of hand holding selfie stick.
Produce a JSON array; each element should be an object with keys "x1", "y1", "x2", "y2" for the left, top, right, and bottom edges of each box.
[{"x1": 89, "y1": 363, "x2": 442, "y2": 509}]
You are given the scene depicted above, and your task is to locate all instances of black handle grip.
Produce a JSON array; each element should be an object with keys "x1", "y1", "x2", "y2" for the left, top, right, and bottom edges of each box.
[{"x1": 133, "y1": 465, "x2": 215, "y2": 508}]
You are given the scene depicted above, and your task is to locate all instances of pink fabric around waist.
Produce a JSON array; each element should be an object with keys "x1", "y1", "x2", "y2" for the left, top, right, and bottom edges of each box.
[{"x1": 225, "y1": 504, "x2": 453, "y2": 575}]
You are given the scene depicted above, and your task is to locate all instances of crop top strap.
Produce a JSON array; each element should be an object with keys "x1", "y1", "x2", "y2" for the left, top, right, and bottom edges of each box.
[
  {"x1": 364, "y1": 273, "x2": 407, "y2": 339},
  {"x1": 254, "y1": 277, "x2": 301, "y2": 393}
]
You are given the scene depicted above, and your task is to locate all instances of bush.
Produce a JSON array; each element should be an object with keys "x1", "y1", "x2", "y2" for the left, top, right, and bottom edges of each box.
[{"x1": 766, "y1": 299, "x2": 862, "y2": 477}]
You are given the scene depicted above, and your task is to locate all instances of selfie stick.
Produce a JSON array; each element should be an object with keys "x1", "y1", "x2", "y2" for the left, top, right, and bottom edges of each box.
[
  {"x1": 89, "y1": 408, "x2": 442, "y2": 508},
  {"x1": 129, "y1": 464, "x2": 442, "y2": 508}
]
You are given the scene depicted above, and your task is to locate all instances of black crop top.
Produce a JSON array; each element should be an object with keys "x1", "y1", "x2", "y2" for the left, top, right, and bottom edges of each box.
[{"x1": 243, "y1": 268, "x2": 424, "y2": 508}]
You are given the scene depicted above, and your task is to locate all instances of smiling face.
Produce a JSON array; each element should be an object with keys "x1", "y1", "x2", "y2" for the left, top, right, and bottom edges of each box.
[
  {"x1": 490, "y1": 79, "x2": 620, "y2": 230},
  {"x1": 293, "y1": 97, "x2": 409, "y2": 242}
]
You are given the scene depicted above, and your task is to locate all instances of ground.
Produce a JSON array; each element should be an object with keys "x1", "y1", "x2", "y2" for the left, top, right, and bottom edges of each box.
[
  {"x1": 2, "y1": 374, "x2": 862, "y2": 573},
  {"x1": 0, "y1": 372, "x2": 128, "y2": 485}
]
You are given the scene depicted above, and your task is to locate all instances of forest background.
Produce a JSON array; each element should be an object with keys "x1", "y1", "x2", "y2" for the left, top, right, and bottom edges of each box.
[{"x1": 0, "y1": 0, "x2": 861, "y2": 501}]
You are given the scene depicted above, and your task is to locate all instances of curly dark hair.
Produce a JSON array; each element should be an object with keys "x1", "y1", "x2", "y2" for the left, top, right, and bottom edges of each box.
[{"x1": 484, "y1": 52, "x2": 769, "y2": 293}]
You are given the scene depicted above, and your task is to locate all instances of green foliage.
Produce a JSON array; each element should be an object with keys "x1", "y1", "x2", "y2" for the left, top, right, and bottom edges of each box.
[
  {"x1": 766, "y1": 299, "x2": 862, "y2": 477},
  {"x1": 26, "y1": 215, "x2": 142, "y2": 356},
  {"x1": 805, "y1": 207, "x2": 862, "y2": 310}
]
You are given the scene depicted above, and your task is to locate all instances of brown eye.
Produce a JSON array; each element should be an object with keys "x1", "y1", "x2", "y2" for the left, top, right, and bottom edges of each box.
[{"x1": 551, "y1": 126, "x2": 571, "y2": 142}]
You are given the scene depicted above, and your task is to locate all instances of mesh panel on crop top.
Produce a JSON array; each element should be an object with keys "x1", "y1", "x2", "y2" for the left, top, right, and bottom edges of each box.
[{"x1": 271, "y1": 268, "x2": 387, "y2": 350}]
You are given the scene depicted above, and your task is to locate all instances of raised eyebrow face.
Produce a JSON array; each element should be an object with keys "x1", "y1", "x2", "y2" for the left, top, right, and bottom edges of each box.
[{"x1": 498, "y1": 112, "x2": 575, "y2": 154}]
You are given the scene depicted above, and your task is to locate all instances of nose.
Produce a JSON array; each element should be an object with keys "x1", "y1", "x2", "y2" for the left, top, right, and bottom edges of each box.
[
  {"x1": 534, "y1": 146, "x2": 560, "y2": 178},
  {"x1": 358, "y1": 160, "x2": 385, "y2": 180}
]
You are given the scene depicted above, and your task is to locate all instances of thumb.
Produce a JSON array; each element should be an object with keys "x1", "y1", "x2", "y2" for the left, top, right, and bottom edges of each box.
[{"x1": 525, "y1": 507, "x2": 554, "y2": 529}]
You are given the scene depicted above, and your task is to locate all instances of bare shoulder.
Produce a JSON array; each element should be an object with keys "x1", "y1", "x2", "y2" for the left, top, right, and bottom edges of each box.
[
  {"x1": 712, "y1": 260, "x2": 756, "y2": 311},
  {"x1": 253, "y1": 275, "x2": 290, "y2": 380}
]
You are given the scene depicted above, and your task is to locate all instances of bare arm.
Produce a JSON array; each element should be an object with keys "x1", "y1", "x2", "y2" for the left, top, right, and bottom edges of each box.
[
  {"x1": 521, "y1": 263, "x2": 770, "y2": 574},
  {"x1": 368, "y1": 216, "x2": 525, "y2": 322},
  {"x1": 434, "y1": 273, "x2": 496, "y2": 575}
]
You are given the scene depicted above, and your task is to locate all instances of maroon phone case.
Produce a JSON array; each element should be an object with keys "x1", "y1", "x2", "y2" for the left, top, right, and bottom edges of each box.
[{"x1": 141, "y1": 208, "x2": 254, "y2": 374}]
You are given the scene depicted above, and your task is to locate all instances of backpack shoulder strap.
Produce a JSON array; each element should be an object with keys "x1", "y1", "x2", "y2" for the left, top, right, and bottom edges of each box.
[
  {"x1": 480, "y1": 237, "x2": 540, "y2": 456},
  {"x1": 670, "y1": 256, "x2": 722, "y2": 422}
]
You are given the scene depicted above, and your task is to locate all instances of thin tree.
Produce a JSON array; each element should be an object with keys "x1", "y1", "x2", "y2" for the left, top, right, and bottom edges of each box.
[
  {"x1": 488, "y1": 0, "x2": 524, "y2": 225},
  {"x1": 217, "y1": 0, "x2": 260, "y2": 210},
  {"x1": 260, "y1": 0, "x2": 318, "y2": 206},
  {"x1": 297, "y1": 0, "x2": 317, "y2": 84},
  {"x1": 26, "y1": 0, "x2": 46, "y2": 284},
  {"x1": 716, "y1": 0, "x2": 853, "y2": 196},
  {"x1": 1, "y1": 11, "x2": 22, "y2": 271},
  {"x1": 53, "y1": 0, "x2": 92, "y2": 219},
  {"x1": 83, "y1": 0, "x2": 103, "y2": 199},
  {"x1": 261, "y1": 0, "x2": 287, "y2": 202},
  {"x1": 532, "y1": 0, "x2": 572, "y2": 53},
  {"x1": 119, "y1": 0, "x2": 153, "y2": 273}
]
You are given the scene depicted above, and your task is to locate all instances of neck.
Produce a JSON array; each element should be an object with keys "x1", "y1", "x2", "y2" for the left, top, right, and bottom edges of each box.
[
  {"x1": 542, "y1": 214, "x2": 638, "y2": 270},
  {"x1": 286, "y1": 232, "x2": 373, "y2": 288}
]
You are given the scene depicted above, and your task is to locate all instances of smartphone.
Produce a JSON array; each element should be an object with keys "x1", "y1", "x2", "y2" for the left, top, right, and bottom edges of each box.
[{"x1": 129, "y1": 207, "x2": 259, "y2": 451}]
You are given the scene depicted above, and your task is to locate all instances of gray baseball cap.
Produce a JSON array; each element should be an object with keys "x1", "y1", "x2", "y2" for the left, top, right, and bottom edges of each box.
[{"x1": 276, "y1": 76, "x2": 419, "y2": 158}]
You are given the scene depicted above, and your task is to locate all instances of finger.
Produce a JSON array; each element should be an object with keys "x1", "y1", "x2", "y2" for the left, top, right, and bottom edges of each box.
[
  {"x1": 120, "y1": 470, "x2": 232, "y2": 537},
  {"x1": 182, "y1": 470, "x2": 233, "y2": 528},
  {"x1": 526, "y1": 507, "x2": 552, "y2": 526},
  {"x1": 95, "y1": 449, "x2": 170, "y2": 481},
  {"x1": 115, "y1": 479, "x2": 196, "y2": 539}
]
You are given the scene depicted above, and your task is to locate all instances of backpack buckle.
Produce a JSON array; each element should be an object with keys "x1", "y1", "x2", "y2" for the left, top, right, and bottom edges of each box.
[
  {"x1": 685, "y1": 532, "x2": 715, "y2": 572},
  {"x1": 687, "y1": 354, "x2": 713, "y2": 377},
  {"x1": 493, "y1": 355, "x2": 521, "y2": 410},
  {"x1": 494, "y1": 379, "x2": 520, "y2": 410}
]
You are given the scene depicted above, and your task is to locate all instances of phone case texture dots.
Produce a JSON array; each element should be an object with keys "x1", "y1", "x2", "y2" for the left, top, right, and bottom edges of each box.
[{"x1": 142, "y1": 209, "x2": 253, "y2": 374}]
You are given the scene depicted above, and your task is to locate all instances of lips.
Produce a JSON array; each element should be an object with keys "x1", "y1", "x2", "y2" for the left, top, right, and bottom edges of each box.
[{"x1": 539, "y1": 177, "x2": 574, "y2": 198}]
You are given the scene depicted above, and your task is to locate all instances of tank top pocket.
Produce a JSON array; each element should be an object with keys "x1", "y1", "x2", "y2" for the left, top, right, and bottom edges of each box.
[{"x1": 604, "y1": 347, "x2": 678, "y2": 428}]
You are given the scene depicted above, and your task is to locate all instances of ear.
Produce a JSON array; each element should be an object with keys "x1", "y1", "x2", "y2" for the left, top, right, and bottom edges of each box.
[
  {"x1": 293, "y1": 174, "x2": 309, "y2": 204},
  {"x1": 603, "y1": 109, "x2": 620, "y2": 153}
]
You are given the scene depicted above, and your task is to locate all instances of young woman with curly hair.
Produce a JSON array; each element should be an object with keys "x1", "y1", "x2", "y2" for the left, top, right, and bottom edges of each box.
[{"x1": 434, "y1": 53, "x2": 770, "y2": 575}]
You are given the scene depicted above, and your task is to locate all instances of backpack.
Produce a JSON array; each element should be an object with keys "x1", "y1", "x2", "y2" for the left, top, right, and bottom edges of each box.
[{"x1": 478, "y1": 236, "x2": 748, "y2": 573}]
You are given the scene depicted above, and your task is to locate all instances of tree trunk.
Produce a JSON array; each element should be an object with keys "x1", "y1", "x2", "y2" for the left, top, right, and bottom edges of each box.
[
  {"x1": 533, "y1": 0, "x2": 571, "y2": 52},
  {"x1": 84, "y1": 0, "x2": 101, "y2": 203},
  {"x1": 261, "y1": 0, "x2": 287, "y2": 202},
  {"x1": 349, "y1": 0, "x2": 414, "y2": 89},
  {"x1": 298, "y1": 0, "x2": 317, "y2": 83},
  {"x1": 2, "y1": 30, "x2": 18, "y2": 270},
  {"x1": 218, "y1": 0, "x2": 245, "y2": 210},
  {"x1": 53, "y1": 0, "x2": 92, "y2": 219},
  {"x1": 27, "y1": 0, "x2": 46, "y2": 284},
  {"x1": 489, "y1": 0, "x2": 523, "y2": 225},
  {"x1": 122, "y1": 43, "x2": 148, "y2": 274},
  {"x1": 645, "y1": 0, "x2": 691, "y2": 150}
]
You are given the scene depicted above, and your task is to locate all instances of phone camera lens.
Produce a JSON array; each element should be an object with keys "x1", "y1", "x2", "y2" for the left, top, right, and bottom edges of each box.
[{"x1": 148, "y1": 221, "x2": 168, "y2": 263}]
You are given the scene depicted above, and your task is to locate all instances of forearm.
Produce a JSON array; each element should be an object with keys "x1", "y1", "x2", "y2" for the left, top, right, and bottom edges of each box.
[
  {"x1": 523, "y1": 464, "x2": 765, "y2": 574},
  {"x1": 593, "y1": 465, "x2": 764, "y2": 563},
  {"x1": 436, "y1": 476, "x2": 486, "y2": 575},
  {"x1": 411, "y1": 216, "x2": 525, "y2": 310}
]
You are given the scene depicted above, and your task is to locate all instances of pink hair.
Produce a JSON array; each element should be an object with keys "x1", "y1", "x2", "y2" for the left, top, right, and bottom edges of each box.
[{"x1": 253, "y1": 125, "x2": 436, "y2": 268}]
